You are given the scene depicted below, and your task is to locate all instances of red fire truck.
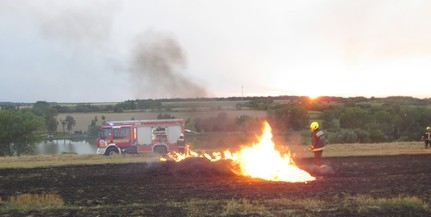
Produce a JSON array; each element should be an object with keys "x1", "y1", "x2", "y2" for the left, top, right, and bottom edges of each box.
[{"x1": 96, "y1": 119, "x2": 185, "y2": 155}]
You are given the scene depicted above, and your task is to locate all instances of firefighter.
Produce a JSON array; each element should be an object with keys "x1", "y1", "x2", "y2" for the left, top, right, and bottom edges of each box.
[
  {"x1": 309, "y1": 121, "x2": 326, "y2": 167},
  {"x1": 421, "y1": 126, "x2": 431, "y2": 148},
  {"x1": 177, "y1": 134, "x2": 186, "y2": 153}
]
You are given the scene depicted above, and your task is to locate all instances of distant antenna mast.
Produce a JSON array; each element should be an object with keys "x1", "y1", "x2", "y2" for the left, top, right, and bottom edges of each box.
[{"x1": 241, "y1": 85, "x2": 244, "y2": 101}]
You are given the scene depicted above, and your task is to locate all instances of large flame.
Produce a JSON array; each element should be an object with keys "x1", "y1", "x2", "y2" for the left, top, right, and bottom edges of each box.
[{"x1": 164, "y1": 121, "x2": 315, "y2": 182}]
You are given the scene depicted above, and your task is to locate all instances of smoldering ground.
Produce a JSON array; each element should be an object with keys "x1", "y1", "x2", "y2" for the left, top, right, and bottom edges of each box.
[
  {"x1": 1, "y1": 154, "x2": 430, "y2": 216},
  {"x1": 144, "y1": 157, "x2": 332, "y2": 181},
  {"x1": 143, "y1": 158, "x2": 236, "y2": 178},
  {"x1": 306, "y1": 164, "x2": 335, "y2": 176}
]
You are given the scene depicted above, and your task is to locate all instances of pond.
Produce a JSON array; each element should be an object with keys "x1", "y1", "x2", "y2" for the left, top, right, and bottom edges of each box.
[{"x1": 35, "y1": 139, "x2": 97, "y2": 155}]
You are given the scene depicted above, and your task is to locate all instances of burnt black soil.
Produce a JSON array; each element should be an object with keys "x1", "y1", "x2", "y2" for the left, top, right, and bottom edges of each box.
[{"x1": 0, "y1": 154, "x2": 430, "y2": 216}]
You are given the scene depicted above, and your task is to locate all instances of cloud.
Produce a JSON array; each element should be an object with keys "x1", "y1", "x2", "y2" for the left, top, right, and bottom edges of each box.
[
  {"x1": 1, "y1": 0, "x2": 431, "y2": 102},
  {"x1": 0, "y1": 1, "x2": 128, "y2": 101},
  {"x1": 310, "y1": 0, "x2": 431, "y2": 64}
]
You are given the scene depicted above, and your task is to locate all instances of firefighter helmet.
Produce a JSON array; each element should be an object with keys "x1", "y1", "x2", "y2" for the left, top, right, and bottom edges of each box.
[
  {"x1": 427, "y1": 126, "x2": 431, "y2": 131},
  {"x1": 310, "y1": 122, "x2": 319, "y2": 131}
]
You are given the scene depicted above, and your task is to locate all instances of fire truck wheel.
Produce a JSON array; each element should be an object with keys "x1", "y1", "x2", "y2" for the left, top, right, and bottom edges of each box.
[
  {"x1": 154, "y1": 146, "x2": 167, "y2": 155},
  {"x1": 105, "y1": 147, "x2": 119, "y2": 156}
]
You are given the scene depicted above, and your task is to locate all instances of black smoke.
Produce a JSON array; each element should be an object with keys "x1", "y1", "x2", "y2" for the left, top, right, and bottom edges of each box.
[{"x1": 130, "y1": 30, "x2": 208, "y2": 99}]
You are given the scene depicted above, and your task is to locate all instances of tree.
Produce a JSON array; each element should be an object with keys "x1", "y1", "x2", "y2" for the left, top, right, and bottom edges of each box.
[
  {"x1": 157, "y1": 113, "x2": 175, "y2": 119},
  {"x1": 65, "y1": 115, "x2": 76, "y2": 133},
  {"x1": 60, "y1": 118, "x2": 66, "y2": 134},
  {"x1": 288, "y1": 104, "x2": 308, "y2": 130},
  {"x1": 267, "y1": 103, "x2": 308, "y2": 131},
  {"x1": 339, "y1": 107, "x2": 369, "y2": 129},
  {"x1": 87, "y1": 116, "x2": 101, "y2": 138},
  {"x1": 32, "y1": 101, "x2": 58, "y2": 133},
  {"x1": 267, "y1": 104, "x2": 290, "y2": 130},
  {"x1": 371, "y1": 110, "x2": 393, "y2": 140},
  {"x1": 0, "y1": 109, "x2": 45, "y2": 156}
]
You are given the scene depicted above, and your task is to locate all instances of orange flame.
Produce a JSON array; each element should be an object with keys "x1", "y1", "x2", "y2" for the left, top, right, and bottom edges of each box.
[{"x1": 163, "y1": 121, "x2": 315, "y2": 182}]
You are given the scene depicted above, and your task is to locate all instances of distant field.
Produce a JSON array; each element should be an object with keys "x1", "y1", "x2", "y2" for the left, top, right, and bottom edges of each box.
[
  {"x1": 57, "y1": 110, "x2": 268, "y2": 132},
  {"x1": 161, "y1": 100, "x2": 240, "y2": 109},
  {"x1": 54, "y1": 99, "x2": 298, "y2": 132}
]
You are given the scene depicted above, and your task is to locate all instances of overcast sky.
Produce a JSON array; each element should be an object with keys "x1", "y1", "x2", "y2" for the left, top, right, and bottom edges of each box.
[{"x1": 1, "y1": 0, "x2": 431, "y2": 103}]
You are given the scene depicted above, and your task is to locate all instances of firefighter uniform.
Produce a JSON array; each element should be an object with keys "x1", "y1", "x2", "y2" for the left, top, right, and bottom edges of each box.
[
  {"x1": 177, "y1": 134, "x2": 186, "y2": 153},
  {"x1": 310, "y1": 122, "x2": 326, "y2": 166},
  {"x1": 422, "y1": 127, "x2": 431, "y2": 148}
]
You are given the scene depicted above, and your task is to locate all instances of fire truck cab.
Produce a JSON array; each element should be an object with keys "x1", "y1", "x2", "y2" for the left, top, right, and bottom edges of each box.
[{"x1": 96, "y1": 119, "x2": 185, "y2": 155}]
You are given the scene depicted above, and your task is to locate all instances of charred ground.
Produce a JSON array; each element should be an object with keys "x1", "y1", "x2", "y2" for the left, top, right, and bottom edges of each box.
[{"x1": 0, "y1": 154, "x2": 430, "y2": 216}]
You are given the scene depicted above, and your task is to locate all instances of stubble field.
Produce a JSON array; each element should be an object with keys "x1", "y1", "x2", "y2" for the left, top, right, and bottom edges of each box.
[{"x1": 0, "y1": 142, "x2": 430, "y2": 216}]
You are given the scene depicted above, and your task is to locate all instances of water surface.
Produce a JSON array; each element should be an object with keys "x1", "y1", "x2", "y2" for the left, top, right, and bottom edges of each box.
[{"x1": 36, "y1": 139, "x2": 97, "y2": 155}]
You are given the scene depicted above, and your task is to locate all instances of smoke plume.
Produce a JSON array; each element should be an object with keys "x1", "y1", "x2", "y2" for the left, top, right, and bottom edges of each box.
[{"x1": 130, "y1": 30, "x2": 208, "y2": 99}]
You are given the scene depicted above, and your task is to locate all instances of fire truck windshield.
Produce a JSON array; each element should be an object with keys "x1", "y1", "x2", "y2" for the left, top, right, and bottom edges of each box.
[{"x1": 100, "y1": 128, "x2": 111, "y2": 139}]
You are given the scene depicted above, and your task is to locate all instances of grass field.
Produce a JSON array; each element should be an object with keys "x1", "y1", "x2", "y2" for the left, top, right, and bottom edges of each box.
[{"x1": 0, "y1": 142, "x2": 429, "y2": 169}]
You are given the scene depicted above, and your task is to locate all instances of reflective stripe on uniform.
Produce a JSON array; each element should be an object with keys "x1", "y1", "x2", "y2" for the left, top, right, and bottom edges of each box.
[{"x1": 311, "y1": 147, "x2": 325, "y2": 151}]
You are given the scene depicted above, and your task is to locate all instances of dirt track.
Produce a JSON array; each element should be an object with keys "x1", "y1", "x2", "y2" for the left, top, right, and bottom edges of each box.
[{"x1": 0, "y1": 154, "x2": 430, "y2": 216}]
